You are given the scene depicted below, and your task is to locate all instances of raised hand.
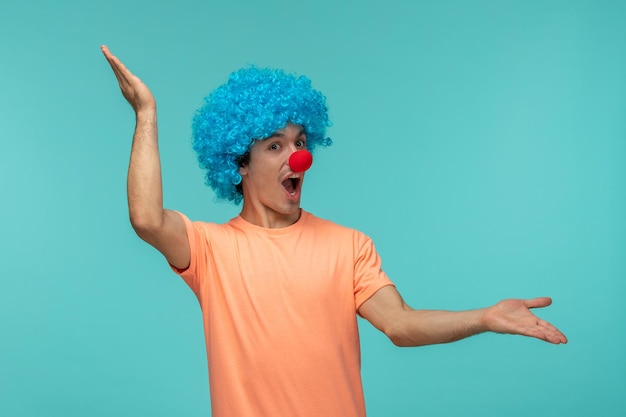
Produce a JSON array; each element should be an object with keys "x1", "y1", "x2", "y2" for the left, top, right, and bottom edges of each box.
[
  {"x1": 482, "y1": 297, "x2": 568, "y2": 344},
  {"x1": 101, "y1": 45, "x2": 156, "y2": 113}
]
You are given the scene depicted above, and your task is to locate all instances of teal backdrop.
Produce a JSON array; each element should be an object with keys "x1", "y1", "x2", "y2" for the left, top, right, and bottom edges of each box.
[{"x1": 1, "y1": 0, "x2": 624, "y2": 416}]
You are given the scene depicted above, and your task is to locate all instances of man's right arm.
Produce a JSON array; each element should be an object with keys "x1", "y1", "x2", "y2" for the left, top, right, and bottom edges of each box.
[{"x1": 102, "y1": 45, "x2": 190, "y2": 270}]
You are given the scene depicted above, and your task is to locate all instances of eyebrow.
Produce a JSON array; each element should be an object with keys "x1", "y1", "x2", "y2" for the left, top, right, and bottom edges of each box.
[{"x1": 266, "y1": 127, "x2": 306, "y2": 139}]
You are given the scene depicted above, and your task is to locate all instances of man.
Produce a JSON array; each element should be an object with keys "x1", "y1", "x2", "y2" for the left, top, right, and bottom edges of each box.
[{"x1": 101, "y1": 45, "x2": 567, "y2": 417}]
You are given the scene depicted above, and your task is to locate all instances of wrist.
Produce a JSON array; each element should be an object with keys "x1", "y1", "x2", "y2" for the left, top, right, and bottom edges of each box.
[
  {"x1": 135, "y1": 107, "x2": 157, "y2": 121},
  {"x1": 475, "y1": 307, "x2": 491, "y2": 334}
]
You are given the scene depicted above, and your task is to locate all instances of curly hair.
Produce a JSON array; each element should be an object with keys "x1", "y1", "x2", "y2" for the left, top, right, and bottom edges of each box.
[{"x1": 192, "y1": 66, "x2": 332, "y2": 204}]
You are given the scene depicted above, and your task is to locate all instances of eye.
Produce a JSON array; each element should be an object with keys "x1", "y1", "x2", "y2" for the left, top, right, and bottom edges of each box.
[
  {"x1": 296, "y1": 139, "x2": 306, "y2": 148},
  {"x1": 269, "y1": 142, "x2": 280, "y2": 150}
]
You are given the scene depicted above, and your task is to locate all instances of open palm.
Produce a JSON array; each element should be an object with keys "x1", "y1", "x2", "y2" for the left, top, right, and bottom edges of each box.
[{"x1": 482, "y1": 297, "x2": 567, "y2": 344}]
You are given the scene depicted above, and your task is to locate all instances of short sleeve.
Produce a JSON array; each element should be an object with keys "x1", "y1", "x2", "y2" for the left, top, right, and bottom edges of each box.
[{"x1": 353, "y1": 234, "x2": 395, "y2": 309}]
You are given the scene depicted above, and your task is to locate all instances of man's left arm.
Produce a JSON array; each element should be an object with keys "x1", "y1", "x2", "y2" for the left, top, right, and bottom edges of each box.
[{"x1": 358, "y1": 286, "x2": 568, "y2": 347}]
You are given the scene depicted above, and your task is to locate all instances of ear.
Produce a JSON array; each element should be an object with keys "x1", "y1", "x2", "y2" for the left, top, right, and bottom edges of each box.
[{"x1": 236, "y1": 149, "x2": 251, "y2": 176}]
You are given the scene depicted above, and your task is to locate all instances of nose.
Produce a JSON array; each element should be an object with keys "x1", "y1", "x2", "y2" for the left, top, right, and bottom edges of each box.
[{"x1": 288, "y1": 150, "x2": 313, "y2": 172}]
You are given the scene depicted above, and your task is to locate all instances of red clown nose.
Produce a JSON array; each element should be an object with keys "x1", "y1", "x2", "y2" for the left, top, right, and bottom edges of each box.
[{"x1": 288, "y1": 150, "x2": 313, "y2": 172}]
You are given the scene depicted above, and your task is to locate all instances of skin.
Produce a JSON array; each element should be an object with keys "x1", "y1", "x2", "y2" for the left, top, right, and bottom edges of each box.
[
  {"x1": 359, "y1": 287, "x2": 567, "y2": 346},
  {"x1": 101, "y1": 45, "x2": 190, "y2": 270},
  {"x1": 102, "y1": 45, "x2": 568, "y2": 347},
  {"x1": 239, "y1": 124, "x2": 308, "y2": 228}
]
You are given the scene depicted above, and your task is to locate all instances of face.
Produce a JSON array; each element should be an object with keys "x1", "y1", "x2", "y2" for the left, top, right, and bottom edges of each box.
[{"x1": 239, "y1": 123, "x2": 308, "y2": 226}]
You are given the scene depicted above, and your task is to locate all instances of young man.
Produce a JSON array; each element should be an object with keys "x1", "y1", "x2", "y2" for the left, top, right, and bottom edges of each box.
[{"x1": 101, "y1": 45, "x2": 567, "y2": 417}]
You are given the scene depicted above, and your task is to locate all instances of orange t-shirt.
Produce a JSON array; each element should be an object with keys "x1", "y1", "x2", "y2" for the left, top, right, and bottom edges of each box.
[{"x1": 173, "y1": 210, "x2": 394, "y2": 417}]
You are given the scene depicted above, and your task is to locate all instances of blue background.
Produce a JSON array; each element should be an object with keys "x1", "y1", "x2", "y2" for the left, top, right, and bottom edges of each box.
[{"x1": 1, "y1": 0, "x2": 624, "y2": 416}]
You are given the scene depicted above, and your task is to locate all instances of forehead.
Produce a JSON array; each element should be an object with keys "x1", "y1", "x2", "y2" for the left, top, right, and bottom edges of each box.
[
  {"x1": 264, "y1": 123, "x2": 305, "y2": 139},
  {"x1": 248, "y1": 124, "x2": 306, "y2": 155}
]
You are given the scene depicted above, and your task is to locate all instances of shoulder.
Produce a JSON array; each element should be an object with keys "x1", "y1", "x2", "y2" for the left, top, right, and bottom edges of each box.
[
  {"x1": 302, "y1": 211, "x2": 370, "y2": 244},
  {"x1": 303, "y1": 210, "x2": 349, "y2": 230},
  {"x1": 173, "y1": 211, "x2": 239, "y2": 239}
]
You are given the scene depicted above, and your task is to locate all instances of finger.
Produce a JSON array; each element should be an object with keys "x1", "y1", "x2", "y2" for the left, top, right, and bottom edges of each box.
[
  {"x1": 100, "y1": 44, "x2": 111, "y2": 56},
  {"x1": 524, "y1": 297, "x2": 552, "y2": 309},
  {"x1": 515, "y1": 325, "x2": 555, "y2": 344},
  {"x1": 101, "y1": 45, "x2": 120, "y2": 70},
  {"x1": 516, "y1": 319, "x2": 567, "y2": 344},
  {"x1": 537, "y1": 320, "x2": 568, "y2": 344},
  {"x1": 101, "y1": 45, "x2": 123, "y2": 68},
  {"x1": 101, "y1": 50, "x2": 126, "y2": 86},
  {"x1": 101, "y1": 45, "x2": 132, "y2": 82},
  {"x1": 539, "y1": 329, "x2": 567, "y2": 344}
]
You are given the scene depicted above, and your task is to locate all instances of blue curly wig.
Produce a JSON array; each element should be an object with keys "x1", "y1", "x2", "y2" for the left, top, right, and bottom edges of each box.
[{"x1": 192, "y1": 66, "x2": 332, "y2": 204}]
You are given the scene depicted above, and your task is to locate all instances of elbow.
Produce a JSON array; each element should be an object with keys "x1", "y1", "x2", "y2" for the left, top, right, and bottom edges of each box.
[
  {"x1": 129, "y1": 210, "x2": 164, "y2": 241},
  {"x1": 384, "y1": 318, "x2": 432, "y2": 348},
  {"x1": 385, "y1": 322, "x2": 418, "y2": 348},
  {"x1": 388, "y1": 334, "x2": 409, "y2": 348}
]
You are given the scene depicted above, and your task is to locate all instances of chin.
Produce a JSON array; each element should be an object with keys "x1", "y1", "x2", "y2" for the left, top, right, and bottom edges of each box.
[{"x1": 276, "y1": 200, "x2": 301, "y2": 214}]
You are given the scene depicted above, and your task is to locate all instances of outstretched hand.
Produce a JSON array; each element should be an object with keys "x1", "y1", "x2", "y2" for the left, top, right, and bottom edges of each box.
[
  {"x1": 101, "y1": 45, "x2": 156, "y2": 113},
  {"x1": 482, "y1": 297, "x2": 567, "y2": 344}
]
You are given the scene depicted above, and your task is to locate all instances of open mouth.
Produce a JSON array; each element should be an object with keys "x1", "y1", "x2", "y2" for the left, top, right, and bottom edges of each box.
[{"x1": 282, "y1": 176, "x2": 301, "y2": 195}]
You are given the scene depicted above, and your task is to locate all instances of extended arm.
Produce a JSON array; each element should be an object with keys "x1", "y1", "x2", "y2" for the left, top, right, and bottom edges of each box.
[
  {"x1": 101, "y1": 45, "x2": 190, "y2": 269},
  {"x1": 358, "y1": 286, "x2": 567, "y2": 347}
]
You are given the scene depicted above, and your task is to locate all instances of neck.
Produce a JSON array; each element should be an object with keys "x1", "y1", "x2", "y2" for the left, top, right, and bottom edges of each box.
[{"x1": 239, "y1": 204, "x2": 302, "y2": 229}]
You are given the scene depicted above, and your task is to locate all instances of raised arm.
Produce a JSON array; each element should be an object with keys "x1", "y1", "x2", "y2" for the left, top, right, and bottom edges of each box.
[
  {"x1": 101, "y1": 45, "x2": 190, "y2": 270},
  {"x1": 358, "y1": 286, "x2": 567, "y2": 347}
]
